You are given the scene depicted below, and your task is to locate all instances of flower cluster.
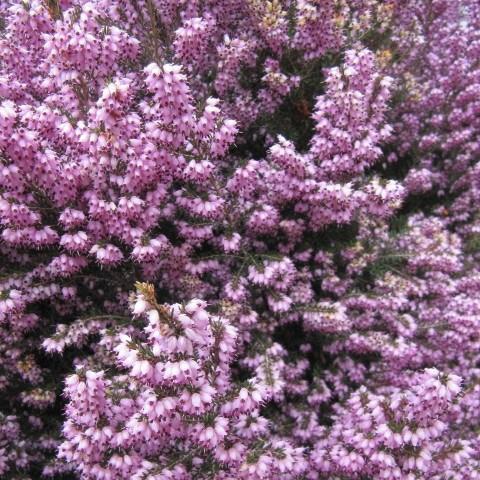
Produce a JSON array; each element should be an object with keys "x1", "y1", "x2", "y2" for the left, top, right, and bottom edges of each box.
[{"x1": 60, "y1": 284, "x2": 305, "y2": 479}]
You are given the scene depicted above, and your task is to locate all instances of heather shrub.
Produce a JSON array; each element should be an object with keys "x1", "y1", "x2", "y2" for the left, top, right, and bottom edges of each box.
[{"x1": 0, "y1": 0, "x2": 480, "y2": 478}]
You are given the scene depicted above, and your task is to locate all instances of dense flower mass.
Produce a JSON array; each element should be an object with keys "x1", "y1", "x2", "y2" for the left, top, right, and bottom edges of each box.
[
  {"x1": 60, "y1": 284, "x2": 307, "y2": 479},
  {"x1": 1, "y1": 0, "x2": 480, "y2": 478}
]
